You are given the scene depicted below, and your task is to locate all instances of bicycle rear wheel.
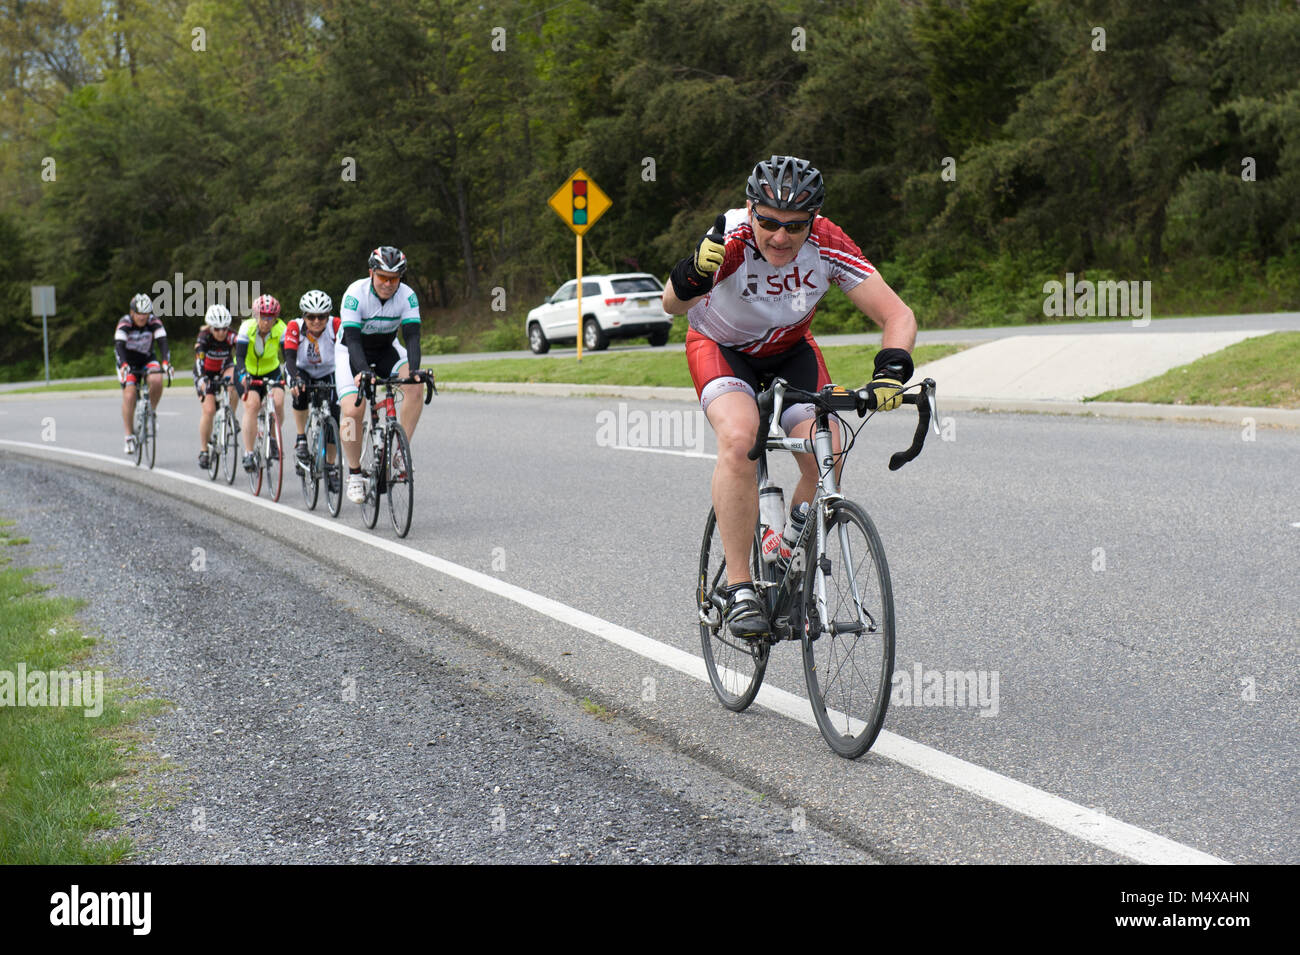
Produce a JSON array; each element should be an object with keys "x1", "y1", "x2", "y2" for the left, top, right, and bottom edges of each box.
[
  {"x1": 386, "y1": 423, "x2": 413, "y2": 537},
  {"x1": 322, "y1": 415, "x2": 343, "y2": 518},
  {"x1": 801, "y1": 499, "x2": 895, "y2": 759},
  {"x1": 222, "y1": 409, "x2": 239, "y2": 485},
  {"x1": 698, "y1": 507, "x2": 769, "y2": 712},
  {"x1": 266, "y1": 408, "x2": 283, "y2": 502},
  {"x1": 300, "y1": 418, "x2": 320, "y2": 510}
]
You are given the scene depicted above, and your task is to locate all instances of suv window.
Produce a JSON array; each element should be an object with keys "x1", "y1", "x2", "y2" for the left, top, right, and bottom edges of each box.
[
  {"x1": 550, "y1": 283, "x2": 576, "y2": 303},
  {"x1": 581, "y1": 281, "x2": 601, "y2": 298},
  {"x1": 611, "y1": 277, "x2": 662, "y2": 294}
]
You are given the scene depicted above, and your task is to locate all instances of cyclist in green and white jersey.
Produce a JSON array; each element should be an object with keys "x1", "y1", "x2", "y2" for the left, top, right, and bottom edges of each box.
[
  {"x1": 335, "y1": 246, "x2": 431, "y2": 504},
  {"x1": 336, "y1": 245, "x2": 431, "y2": 504}
]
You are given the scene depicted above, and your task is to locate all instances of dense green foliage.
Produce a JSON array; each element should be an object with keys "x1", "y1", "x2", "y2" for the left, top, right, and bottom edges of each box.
[{"x1": 1, "y1": 0, "x2": 1297, "y2": 373}]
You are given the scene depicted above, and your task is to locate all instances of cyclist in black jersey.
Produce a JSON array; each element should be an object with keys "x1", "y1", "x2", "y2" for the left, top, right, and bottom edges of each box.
[
  {"x1": 115, "y1": 293, "x2": 172, "y2": 455},
  {"x1": 194, "y1": 304, "x2": 239, "y2": 470}
]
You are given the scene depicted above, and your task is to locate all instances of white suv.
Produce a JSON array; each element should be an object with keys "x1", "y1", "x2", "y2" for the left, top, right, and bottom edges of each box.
[{"x1": 526, "y1": 273, "x2": 673, "y2": 354}]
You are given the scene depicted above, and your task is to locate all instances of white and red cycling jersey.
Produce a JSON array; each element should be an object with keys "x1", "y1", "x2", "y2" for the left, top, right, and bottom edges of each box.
[
  {"x1": 284, "y1": 315, "x2": 342, "y2": 378},
  {"x1": 687, "y1": 209, "x2": 876, "y2": 356}
]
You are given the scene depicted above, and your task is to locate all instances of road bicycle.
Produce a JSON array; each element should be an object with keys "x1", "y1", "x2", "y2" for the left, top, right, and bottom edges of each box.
[
  {"x1": 128, "y1": 364, "x2": 172, "y2": 469},
  {"x1": 697, "y1": 376, "x2": 937, "y2": 758},
  {"x1": 294, "y1": 377, "x2": 343, "y2": 516},
  {"x1": 244, "y1": 377, "x2": 283, "y2": 502},
  {"x1": 354, "y1": 372, "x2": 435, "y2": 537},
  {"x1": 201, "y1": 373, "x2": 240, "y2": 484}
]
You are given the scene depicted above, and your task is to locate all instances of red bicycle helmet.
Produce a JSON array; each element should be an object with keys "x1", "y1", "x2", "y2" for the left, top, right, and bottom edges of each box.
[{"x1": 253, "y1": 294, "x2": 281, "y2": 317}]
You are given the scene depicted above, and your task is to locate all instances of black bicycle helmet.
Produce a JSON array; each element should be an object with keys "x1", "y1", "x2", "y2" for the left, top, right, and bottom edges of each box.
[
  {"x1": 745, "y1": 156, "x2": 825, "y2": 212},
  {"x1": 368, "y1": 245, "x2": 407, "y2": 276}
]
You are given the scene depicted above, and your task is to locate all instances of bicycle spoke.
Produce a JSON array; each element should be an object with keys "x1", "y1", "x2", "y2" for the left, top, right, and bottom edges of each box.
[
  {"x1": 802, "y1": 500, "x2": 894, "y2": 758},
  {"x1": 699, "y1": 509, "x2": 768, "y2": 712}
]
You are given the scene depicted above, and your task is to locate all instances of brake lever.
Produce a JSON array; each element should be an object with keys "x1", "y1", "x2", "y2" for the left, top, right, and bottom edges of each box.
[{"x1": 924, "y1": 378, "x2": 939, "y2": 435}]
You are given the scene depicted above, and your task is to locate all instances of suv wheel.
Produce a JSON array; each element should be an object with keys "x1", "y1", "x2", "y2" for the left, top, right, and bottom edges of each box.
[
  {"x1": 583, "y1": 317, "x2": 609, "y2": 351},
  {"x1": 647, "y1": 329, "x2": 669, "y2": 347},
  {"x1": 528, "y1": 323, "x2": 550, "y2": 354}
]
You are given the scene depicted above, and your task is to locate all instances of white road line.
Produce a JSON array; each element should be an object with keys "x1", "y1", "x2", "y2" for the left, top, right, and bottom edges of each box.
[
  {"x1": 0, "y1": 438, "x2": 1230, "y2": 865},
  {"x1": 610, "y1": 444, "x2": 716, "y2": 460}
]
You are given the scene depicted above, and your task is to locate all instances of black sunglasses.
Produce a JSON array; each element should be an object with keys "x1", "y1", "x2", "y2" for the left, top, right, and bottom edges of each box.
[
  {"x1": 303, "y1": 313, "x2": 329, "y2": 321},
  {"x1": 751, "y1": 210, "x2": 814, "y2": 234}
]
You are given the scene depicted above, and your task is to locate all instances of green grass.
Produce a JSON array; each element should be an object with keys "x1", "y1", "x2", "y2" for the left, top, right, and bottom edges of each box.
[
  {"x1": 434, "y1": 343, "x2": 965, "y2": 388},
  {"x1": 579, "y1": 697, "x2": 614, "y2": 721},
  {"x1": 4, "y1": 379, "x2": 120, "y2": 395},
  {"x1": 1090, "y1": 332, "x2": 1300, "y2": 408},
  {"x1": 0, "y1": 519, "x2": 159, "y2": 863}
]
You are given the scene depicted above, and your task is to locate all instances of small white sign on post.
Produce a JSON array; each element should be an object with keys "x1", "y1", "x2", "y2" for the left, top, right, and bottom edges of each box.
[
  {"x1": 31, "y1": 285, "x2": 56, "y2": 384},
  {"x1": 31, "y1": 285, "x2": 56, "y2": 316}
]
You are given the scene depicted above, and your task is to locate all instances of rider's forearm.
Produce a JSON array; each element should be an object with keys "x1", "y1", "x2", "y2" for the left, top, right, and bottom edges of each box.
[
  {"x1": 283, "y1": 348, "x2": 299, "y2": 380},
  {"x1": 879, "y1": 304, "x2": 917, "y2": 353},
  {"x1": 157, "y1": 337, "x2": 171, "y2": 364},
  {"x1": 234, "y1": 341, "x2": 248, "y2": 378},
  {"x1": 342, "y1": 326, "x2": 367, "y2": 376},
  {"x1": 402, "y1": 323, "x2": 421, "y2": 371},
  {"x1": 662, "y1": 283, "x2": 693, "y2": 315},
  {"x1": 114, "y1": 341, "x2": 128, "y2": 366}
]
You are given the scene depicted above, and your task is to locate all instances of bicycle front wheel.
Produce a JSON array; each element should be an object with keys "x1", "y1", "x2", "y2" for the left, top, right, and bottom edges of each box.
[
  {"x1": 247, "y1": 418, "x2": 263, "y2": 495},
  {"x1": 698, "y1": 507, "x2": 769, "y2": 712},
  {"x1": 322, "y1": 415, "x2": 343, "y2": 518},
  {"x1": 207, "y1": 429, "x2": 221, "y2": 481},
  {"x1": 133, "y1": 406, "x2": 144, "y2": 467},
  {"x1": 222, "y1": 410, "x2": 239, "y2": 485},
  {"x1": 801, "y1": 499, "x2": 895, "y2": 759},
  {"x1": 300, "y1": 418, "x2": 320, "y2": 510},
  {"x1": 386, "y1": 423, "x2": 413, "y2": 537},
  {"x1": 145, "y1": 408, "x2": 156, "y2": 469},
  {"x1": 359, "y1": 429, "x2": 380, "y2": 529},
  {"x1": 266, "y1": 409, "x2": 283, "y2": 503}
]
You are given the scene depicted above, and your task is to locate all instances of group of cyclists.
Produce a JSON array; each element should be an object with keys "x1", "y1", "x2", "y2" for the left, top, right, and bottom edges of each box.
[
  {"x1": 118, "y1": 246, "x2": 433, "y2": 505},
  {"x1": 115, "y1": 156, "x2": 919, "y2": 642}
]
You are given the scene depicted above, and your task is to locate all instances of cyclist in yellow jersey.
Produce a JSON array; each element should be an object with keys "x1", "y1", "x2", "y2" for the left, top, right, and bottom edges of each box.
[{"x1": 234, "y1": 294, "x2": 288, "y2": 472}]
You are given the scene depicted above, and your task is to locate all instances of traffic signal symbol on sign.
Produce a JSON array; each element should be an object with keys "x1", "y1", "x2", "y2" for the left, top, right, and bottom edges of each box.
[{"x1": 547, "y1": 169, "x2": 610, "y2": 235}]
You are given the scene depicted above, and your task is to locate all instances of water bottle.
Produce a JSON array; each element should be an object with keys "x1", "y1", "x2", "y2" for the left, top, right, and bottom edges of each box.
[
  {"x1": 774, "y1": 502, "x2": 810, "y2": 577},
  {"x1": 758, "y1": 480, "x2": 786, "y2": 564},
  {"x1": 781, "y1": 501, "x2": 810, "y2": 561}
]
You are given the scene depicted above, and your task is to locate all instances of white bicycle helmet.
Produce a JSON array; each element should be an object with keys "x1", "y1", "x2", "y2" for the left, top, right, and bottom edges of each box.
[
  {"x1": 299, "y1": 290, "x2": 332, "y2": 315},
  {"x1": 129, "y1": 293, "x2": 154, "y2": 314},
  {"x1": 205, "y1": 304, "x2": 233, "y2": 329}
]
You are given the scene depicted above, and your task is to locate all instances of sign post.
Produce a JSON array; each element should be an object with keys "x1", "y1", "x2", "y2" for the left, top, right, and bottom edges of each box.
[
  {"x1": 547, "y1": 169, "x2": 611, "y2": 361},
  {"x1": 31, "y1": 285, "x2": 56, "y2": 385}
]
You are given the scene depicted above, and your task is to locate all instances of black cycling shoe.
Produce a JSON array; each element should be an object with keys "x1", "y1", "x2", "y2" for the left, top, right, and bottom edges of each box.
[
  {"x1": 295, "y1": 439, "x2": 310, "y2": 466},
  {"x1": 723, "y1": 584, "x2": 770, "y2": 641},
  {"x1": 197, "y1": 451, "x2": 209, "y2": 470},
  {"x1": 242, "y1": 452, "x2": 256, "y2": 473}
]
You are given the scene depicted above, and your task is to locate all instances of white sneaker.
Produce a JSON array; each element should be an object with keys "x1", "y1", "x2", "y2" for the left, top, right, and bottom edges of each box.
[
  {"x1": 346, "y1": 473, "x2": 366, "y2": 504},
  {"x1": 124, "y1": 436, "x2": 137, "y2": 455}
]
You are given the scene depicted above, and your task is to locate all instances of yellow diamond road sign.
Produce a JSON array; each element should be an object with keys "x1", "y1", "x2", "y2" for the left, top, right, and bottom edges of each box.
[{"x1": 548, "y1": 169, "x2": 611, "y2": 236}]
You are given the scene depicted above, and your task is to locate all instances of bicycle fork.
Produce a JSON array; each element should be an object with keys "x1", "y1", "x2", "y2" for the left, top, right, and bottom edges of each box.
[{"x1": 806, "y1": 420, "x2": 871, "y2": 642}]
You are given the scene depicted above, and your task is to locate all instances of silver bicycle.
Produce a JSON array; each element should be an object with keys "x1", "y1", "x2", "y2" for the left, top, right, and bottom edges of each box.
[{"x1": 697, "y1": 376, "x2": 937, "y2": 758}]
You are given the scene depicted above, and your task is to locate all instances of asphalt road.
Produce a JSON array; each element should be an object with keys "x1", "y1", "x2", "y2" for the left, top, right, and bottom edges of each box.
[{"x1": 0, "y1": 385, "x2": 1295, "y2": 864}]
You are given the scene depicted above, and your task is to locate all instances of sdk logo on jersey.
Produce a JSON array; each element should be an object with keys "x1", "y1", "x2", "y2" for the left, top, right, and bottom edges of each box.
[{"x1": 741, "y1": 267, "x2": 819, "y2": 299}]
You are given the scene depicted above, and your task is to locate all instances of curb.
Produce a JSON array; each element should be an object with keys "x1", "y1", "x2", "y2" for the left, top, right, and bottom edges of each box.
[{"x1": 436, "y1": 381, "x2": 1300, "y2": 428}]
